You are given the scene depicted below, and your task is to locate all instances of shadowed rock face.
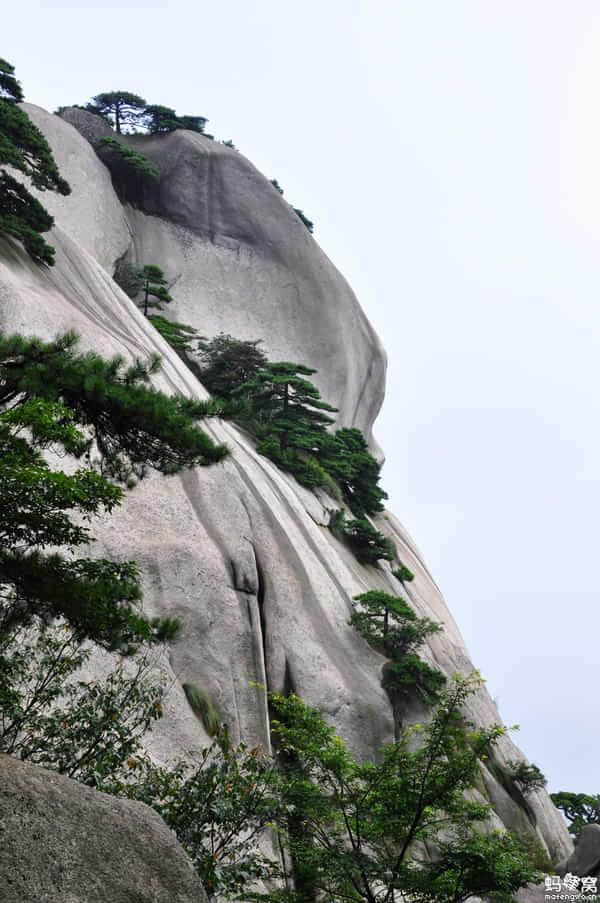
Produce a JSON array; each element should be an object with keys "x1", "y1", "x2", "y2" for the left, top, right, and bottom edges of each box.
[
  {"x1": 0, "y1": 105, "x2": 572, "y2": 864},
  {"x1": 0, "y1": 754, "x2": 207, "y2": 903}
]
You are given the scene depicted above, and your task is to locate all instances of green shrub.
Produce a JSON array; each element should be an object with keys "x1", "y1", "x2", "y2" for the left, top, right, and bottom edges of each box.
[
  {"x1": 393, "y1": 563, "x2": 415, "y2": 584},
  {"x1": 328, "y1": 507, "x2": 347, "y2": 539},
  {"x1": 343, "y1": 518, "x2": 395, "y2": 565},
  {"x1": 293, "y1": 207, "x2": 314, "y2": 233},
  {"x1": 382, "y1": 654, "x2": 446, "y2": 704},
  {"x1": 506, "y1": 760, "x2": 547, "y2": 794}
]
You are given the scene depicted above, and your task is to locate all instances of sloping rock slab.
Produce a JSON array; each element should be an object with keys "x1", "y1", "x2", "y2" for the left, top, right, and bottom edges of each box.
[{"x1": 0, "y1": 754, "x2": 206, "y2": 903}]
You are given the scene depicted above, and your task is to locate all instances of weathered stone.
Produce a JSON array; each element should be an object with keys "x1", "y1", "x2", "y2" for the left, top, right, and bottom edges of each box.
[
  {"x1": 0, "y1": 754, "x2": 206, "y2": 903},
  {"x1": 557, "y1": 824, "x2": 600, "y2": 877},
  {"x1": 0, "y1": 104, "x2": 573, "y2": 867}
]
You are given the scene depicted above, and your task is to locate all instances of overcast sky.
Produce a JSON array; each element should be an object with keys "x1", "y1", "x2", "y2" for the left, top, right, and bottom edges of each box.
[{"x1": 5, "y1": 1, "x2": 600, "y2": 793}]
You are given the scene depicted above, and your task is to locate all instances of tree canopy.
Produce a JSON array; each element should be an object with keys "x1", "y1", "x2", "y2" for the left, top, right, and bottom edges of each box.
[
  {"x1": 137, "y1": 264, "x2": 172, "y2": 316},
  {"x1": 0, "y1": 59, "x2": 70, "y2": 264},
  {"x1": 268, "y1": 677, "x2": 540, "y2": 903},
  {"x1": 197, "y1": 333, "x2": 268, "y2": 399},
  {"x1": 0, "y1": 330, "x2": 227, "y2": 648},
  {"x1": 87, "y1": 91, "x2": 147, "y2": 133},
  {"x1": 550, "y1": 791, "x2": 600, "y2": 839},
  {"x1": 0, "y1": 58, "x2": 23, "y2": 102}
]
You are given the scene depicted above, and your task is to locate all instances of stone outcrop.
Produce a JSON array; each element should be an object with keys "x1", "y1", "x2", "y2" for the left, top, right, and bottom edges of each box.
[
  {"x1": 0, "y1": 104, "x2": 573, "y2": 864},
  {"x1": 0, "y1": 754, "x2": 206, "y2": 903},
  {"x1": 557, "y1": 825, "x2": 600, "y2": 877}
]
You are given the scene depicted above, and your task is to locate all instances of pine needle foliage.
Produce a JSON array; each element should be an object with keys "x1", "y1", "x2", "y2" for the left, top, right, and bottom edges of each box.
[
  {"x1": 136, "y1": 264, "x2": 172, "y2": 316},
  {"x1": 99, "y1": 136, "x2": 159, "y2": 205},
  {"x1": 0, "y1": 330, "x2": 227, "y2": 648},
  {"x1": 87, "y1": 91, "x2": 147, "y2": 133},
  {"x1": 0, "y1": 59, "x2": 70, "y2": 264},
  {"x1": 351, "y1": 590, "x2": 445, "y2": 706},
  {"x1": 550, "y1": 791, "x2": 600, "y2": 839}
]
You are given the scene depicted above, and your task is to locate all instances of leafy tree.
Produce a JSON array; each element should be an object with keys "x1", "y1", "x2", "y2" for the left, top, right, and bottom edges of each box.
[
  {"x1": 99, "y1": 137, "x2": 158, "y2": 204},
  {"x1": 116, "y1": 732, "x2": 282, "y2": 898},
  {"x1": 505, "y1": 760, "x2": 547, "y2": 795},
  {"x1": 0, "y1": 620, "x2": 164, "y2": 786},
  {"x1": 87, "y1": 91, "x2": 147, "y2": 133},
  {"x1": 550, "y1": 791, "x2": 600, "y2": 839},
  {"x1": 197, "y1": 334, "x2": 268, "y2": 399},
  {"x1": 270, "y1": 178, "x2": 284, "y2": 195},
  {"x1": 0, "y1": 59, "x2": 70, "y2": 264},
  {"x1": 137, "y1": 264, "x2": 172, "y2": 316},
  {"x1": 0, "y1": 330, "x2": 227, "y2": 649},
  {"x1": 268, "y1": 677, "x2": 541, "y2": 903}
]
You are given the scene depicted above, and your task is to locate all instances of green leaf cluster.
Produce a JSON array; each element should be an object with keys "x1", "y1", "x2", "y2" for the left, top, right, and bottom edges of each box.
[
  {"x1": 267, "y1": 677, "x2": 541, "y2": 903},
  {"x1": 115, "y1": 734, "x2": 283, "y2": 898},
  {"x1": 505, "y1": 759, "x2": 547, "y2": 795},
  {"x1": 0, "y1": 59, "x2": 70, "y2": 264},
  {"x1": 0, "y1": 622, "x2": 163, "y2": 786}
]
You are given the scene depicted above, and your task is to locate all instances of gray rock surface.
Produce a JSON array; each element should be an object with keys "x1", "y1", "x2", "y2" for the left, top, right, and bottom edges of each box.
[
  {"x1": 50, "y1": 106, "x2": 387, "y2": 449},
  {"x1": 0, "y1": 753, "x2": 206, "y2": 903},
  {"x1": 557, "y1": 825, "x2": 600, "y2": 877},
  {"x1": 0, "y1": 104, "x2": 573, "y2": 864}
]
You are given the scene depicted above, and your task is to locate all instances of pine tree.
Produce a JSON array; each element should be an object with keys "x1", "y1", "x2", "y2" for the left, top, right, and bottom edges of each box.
[
  {"x1": 0, "y1": 58, "x2": 23, "y2": 101},
  {"x1": 87, "y1": 91, "x2": 147, "y2": 133},
  {"x1": 0, "y1": 330, "x2": 228, "y2": 648},
  {"x1": 235, "y1": 361, "x2": 336, "y2": 453},
  {"x1": 138, "y1": 264, "x2": 172, "y2": 316},
  {"x1": 323, "y1": 427, "x2": 387, "y2": 516},
  {"x1": 144, "y1": 104, "x2": 179, "y2": 133},
  {"x1": 0, "y1": 59, "x2": 70, "y2": 264},
  {"x1": 197, "y1": 334, "x2": 268, "y2": 399}
]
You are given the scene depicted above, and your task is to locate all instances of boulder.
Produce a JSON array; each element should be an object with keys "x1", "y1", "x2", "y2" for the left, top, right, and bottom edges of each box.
[
  {"x1": 0, "y1": 753, "x2": 206, "y2": 903},
  {"x1": 557, "y1": 824, "x2": 600, "y2": 877}
]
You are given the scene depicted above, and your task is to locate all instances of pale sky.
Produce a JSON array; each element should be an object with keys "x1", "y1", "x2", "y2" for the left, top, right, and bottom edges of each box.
[{"x1": 4, "y1": 1, "x2": 600, "y2": 793}]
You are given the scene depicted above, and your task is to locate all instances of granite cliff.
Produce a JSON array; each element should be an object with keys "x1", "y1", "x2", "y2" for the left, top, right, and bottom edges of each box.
[{"x1": 0, "y1": 104, "x2": 572, "y2": 867}]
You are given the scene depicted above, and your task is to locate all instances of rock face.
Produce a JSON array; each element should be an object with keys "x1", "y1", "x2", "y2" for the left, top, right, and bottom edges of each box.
[
  {"x1": 557, "y1": 825, "x2": 600, "y2": 877},
  {"x1": 0, "y1": 754, "x2": 206, "y2": 903},
  {"x1": 0, "y1": 104, "x2": 572, "y2": 864}
]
